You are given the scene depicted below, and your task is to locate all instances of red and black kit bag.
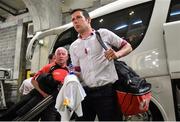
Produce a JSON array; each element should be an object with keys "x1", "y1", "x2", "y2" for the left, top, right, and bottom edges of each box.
[{"x1": 113, "y1": 60, "x2": 152, "y2": 116}]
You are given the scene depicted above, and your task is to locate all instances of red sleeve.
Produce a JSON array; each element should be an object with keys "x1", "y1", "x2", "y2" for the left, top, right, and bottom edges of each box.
[{"x1": 32, "y1": 63, "x2": 55, "y2": 80}]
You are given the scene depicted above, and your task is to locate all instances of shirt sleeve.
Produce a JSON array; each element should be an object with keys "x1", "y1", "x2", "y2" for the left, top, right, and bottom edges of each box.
[
  {"x1": 32, "y1": 63, "x2": 52, "y2": 80},
  {"x1": 99, "y1": 28, "x2": 127, "y2": 49}
]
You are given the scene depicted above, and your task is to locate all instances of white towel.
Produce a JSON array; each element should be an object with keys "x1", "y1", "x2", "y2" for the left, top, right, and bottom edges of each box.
[{"x1": 55, "y1": 74, "x2": 86, "y2": 121}]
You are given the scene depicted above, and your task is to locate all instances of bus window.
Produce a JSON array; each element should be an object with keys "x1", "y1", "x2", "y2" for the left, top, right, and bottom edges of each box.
[
  {"x1": 53, "y1": 1, "x2": 154, "y2": 52},
  {"x1": 52, "y1": 28, "x2": 77, "y2": 64},
  {"x1": 91, "y1": 1, "x2": 154, "y2": 49},
  {"x1": 167, "y1": 0, "x2": 180, "y2": 22},
  {"x1": 53, "y1": 28, "x2": 78, "y2": 53}
]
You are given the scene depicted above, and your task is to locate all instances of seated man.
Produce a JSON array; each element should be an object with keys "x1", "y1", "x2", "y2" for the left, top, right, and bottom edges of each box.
[
  {"x1": 0, "y1": 47, "x2": 69, "y2": 121},
  {"x1": 32, "y1": 47, "x2": 69, "y2": 97},
  {"x1": 31, "y1": 47, "x2": 69, "y2": 121},
  {"x1": 19, "y1": 53, "x2": 56, "y2": 96}
]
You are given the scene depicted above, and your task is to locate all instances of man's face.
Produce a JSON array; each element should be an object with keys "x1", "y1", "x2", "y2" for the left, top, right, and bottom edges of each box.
[
  {"x1": 55, "y1": 49, "x2": 68, "y2": 65},
  {"x1": 71, "y1": 11, "x2": 90, "y2": 33}
]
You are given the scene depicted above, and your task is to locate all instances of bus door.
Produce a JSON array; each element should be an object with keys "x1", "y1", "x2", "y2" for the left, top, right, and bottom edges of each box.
[{"x1": 163, "y1": 21, "x2": 180, "y2": 79}]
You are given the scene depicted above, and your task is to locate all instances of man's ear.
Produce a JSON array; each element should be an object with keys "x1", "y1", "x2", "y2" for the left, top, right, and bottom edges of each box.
[{"x1": 87, "y1": 18, "x2": 91, "y2": 23}]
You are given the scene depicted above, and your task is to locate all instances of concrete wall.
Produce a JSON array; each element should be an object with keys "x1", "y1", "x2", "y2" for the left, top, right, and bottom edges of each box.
[
  {"x1": 0, "y1": 14, "x2": 32, "y2": 105},
  {"x1": 0, "y1": 26, "x2": 16, "y2": 69}
]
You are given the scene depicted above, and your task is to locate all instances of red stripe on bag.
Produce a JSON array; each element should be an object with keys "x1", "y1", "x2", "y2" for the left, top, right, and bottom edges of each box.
[{"x1": 116, "y1": 90, "x2": 151, "y2": 116}]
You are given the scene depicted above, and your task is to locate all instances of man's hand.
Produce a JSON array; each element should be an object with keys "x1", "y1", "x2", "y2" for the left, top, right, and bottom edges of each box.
[
  {"x1": 104, "y1": 48, "x2": 119, "y2": 61},
  {"x1": 41, "y1": 92, "x2": 49, "y2": 98},
  {"x1": 104, "y1": 43, "x2": 132, "y2": 61}
]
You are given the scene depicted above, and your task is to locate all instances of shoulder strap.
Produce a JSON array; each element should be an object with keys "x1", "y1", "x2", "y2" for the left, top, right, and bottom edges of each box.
[
  {"x1": 49, "y1": 63, "x2": 69, "y2": 74},
  {"x1": 96, "y1": 31, "x2": 138, "y2": 76},
  {"x1": 95, "y1": 31, "x2": 108, "y2": 50},
  {"x1": 49, "y1": 64, "x2": 61, "y2": 73}
]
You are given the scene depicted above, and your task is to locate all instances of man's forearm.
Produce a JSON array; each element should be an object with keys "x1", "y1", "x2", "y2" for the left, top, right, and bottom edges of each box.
[
  {"x1": 116, "y1": 43, "x2": 132, "y2": 58},
  {"x1": 31, "y1": 79, "x2": 49, "y2": 97}
]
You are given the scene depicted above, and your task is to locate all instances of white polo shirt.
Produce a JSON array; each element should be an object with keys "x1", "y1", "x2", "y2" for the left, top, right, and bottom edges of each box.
[{"x1": 69, "y1": 28, "x2": 125, "y2": 87}]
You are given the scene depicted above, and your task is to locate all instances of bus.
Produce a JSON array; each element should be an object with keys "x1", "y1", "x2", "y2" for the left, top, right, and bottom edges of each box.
[{"x1": 26, "y1": 0, "x2": 180, "y2": 121}]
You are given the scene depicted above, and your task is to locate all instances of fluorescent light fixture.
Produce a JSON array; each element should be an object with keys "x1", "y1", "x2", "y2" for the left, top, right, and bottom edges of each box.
[
  {"x1": 132, "y1": 20, "x2": 142, "y2": 25},
  {"x1": 129, "y1": 11, "x2": 134, "y2": 16},
  {"x1": 99, "y1": 19, "x2": 103, "y2": 23},
  {"x1": 115, "y1": 24, "x2": 128, "y2": 30},
  {"x1": 170, "y1": 11, "x2": 180, "y2": 16}
]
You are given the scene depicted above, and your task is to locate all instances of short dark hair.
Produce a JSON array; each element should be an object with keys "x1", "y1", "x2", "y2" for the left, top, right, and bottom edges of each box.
[
  {"x1": 48, "y1": 53, "x2": 55, "y2": 60},
  {"x1": 70, "y1": 8, "x2": 90, "y2": 19}
]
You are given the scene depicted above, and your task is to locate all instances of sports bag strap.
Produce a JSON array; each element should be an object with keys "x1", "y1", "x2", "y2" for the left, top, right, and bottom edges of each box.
[
  {"x1": 95, "y1": 31, "x2": 131, "y2": 72},
  {"x1": 95, "y1": 31, "x2": 108, "y2": 50},
  {"x1": 49, "y1": 64, "x2": 61, "y2": 74},
  {"x1": 48, "y1": 63, "x2": 69, "y2": 74}
]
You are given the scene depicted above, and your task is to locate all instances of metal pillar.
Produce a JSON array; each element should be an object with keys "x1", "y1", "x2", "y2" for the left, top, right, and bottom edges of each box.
[{"x1": 0, "y1": 80, "x2": 7, "y2": 109}]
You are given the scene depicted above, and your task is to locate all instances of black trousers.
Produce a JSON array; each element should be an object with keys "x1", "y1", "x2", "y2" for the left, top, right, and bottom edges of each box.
[{"x1": 76, "y1": 83, "x2": 122, "y2": 121}]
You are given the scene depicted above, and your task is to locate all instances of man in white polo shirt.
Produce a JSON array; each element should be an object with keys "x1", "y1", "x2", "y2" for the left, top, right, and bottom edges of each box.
[{"x1": 69, "y1": 8, "x2": 132, "y2": 121}]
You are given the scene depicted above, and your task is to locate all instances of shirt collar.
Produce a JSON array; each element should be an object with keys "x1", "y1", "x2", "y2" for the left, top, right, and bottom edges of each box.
[{"x1": 78, "y1": 29, "x2": 95, "y2": 40}]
